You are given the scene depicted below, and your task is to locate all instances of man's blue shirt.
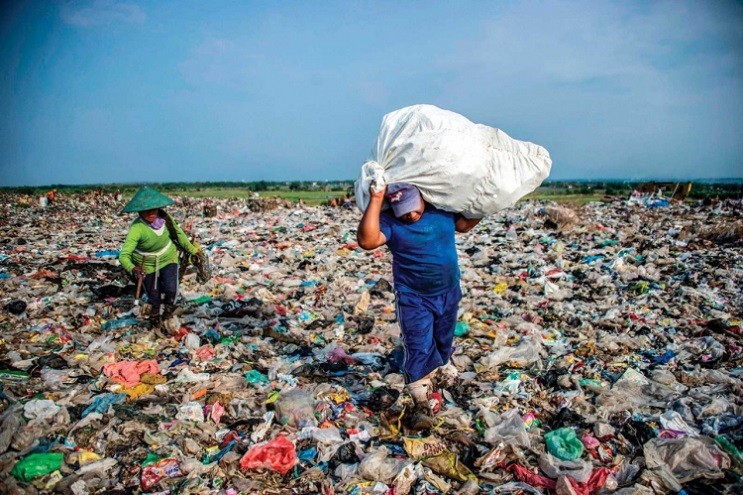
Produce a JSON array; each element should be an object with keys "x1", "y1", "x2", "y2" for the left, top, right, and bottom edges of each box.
[{"x1": 379, "y1": 204, "x2": 459, "y2": 296}]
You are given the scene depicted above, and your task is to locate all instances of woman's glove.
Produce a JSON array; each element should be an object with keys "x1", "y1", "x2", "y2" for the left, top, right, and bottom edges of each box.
[{"x1": 132, "y1": 266, "x2": 144, "y2": 280}]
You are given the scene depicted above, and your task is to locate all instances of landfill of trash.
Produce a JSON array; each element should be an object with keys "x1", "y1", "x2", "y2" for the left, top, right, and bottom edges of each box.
[{"x1": 1, "y1": 192, "x2": 741, "y2": 495}]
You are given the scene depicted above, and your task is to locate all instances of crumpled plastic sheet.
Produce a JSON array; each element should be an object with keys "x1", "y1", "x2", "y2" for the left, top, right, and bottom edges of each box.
[
  {"x1": 643, "y1": 436, "x2": 730, "y2": 484},
  {"x1": 0, "y1": 193, "x2": 742, "y2": 494}
]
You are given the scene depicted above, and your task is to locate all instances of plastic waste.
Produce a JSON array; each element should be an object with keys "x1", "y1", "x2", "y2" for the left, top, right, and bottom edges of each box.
[
  {"x1": 545, "y1": 427, "x2": 584, "y2": 460},
  {"x1": 102, "y1": 359, "x2": 159, "y2": 387},
  {"x1": 5, "y1": 299, "x2": 27, "y2": 314},
  {"x1": 454, "y1": 321, "x2": 469, "y2": 337},
  {"x1": 245, "y1": 369, "x2": 270, "y2": 385},
  {"x1": 101, "y1": 317, "x2": 139, "y2": 331},
  {"x1": 23, "y1": 399, "x2": 61, "y2": 422},
  {"x1": 183, "y1": 332, "x2": 201, "y2": 349},
  {"x1": 81, "y1": 393, "x2": 126, "y2": 417},
  {"x1": 274, "y1": 389, "x2": 317, "y2": 427},
  {"x1": 11, "y1": 452, "x2": 64, "y2": 482},
  {"x1": 538, "y1": 452, "x2": 593, "y2": 483},
  {"x1": 0, "y1": 407, "x2": 22, "y2": 454},
  {"x1": 2, "y1": 191, "x2": 742, "y2": 493},
  {"x1": 140, "y1": 458, "x2": 183, "y2": 490},
  {"x1": 643, "y1": 436, "x2": 730, "y2": 484},
  {"x1": 403, "y1": 436, "x2": 448, "y2": 460},
  {"x1": 483, "y1": 408, "x2": 531, "y2": 448},
  {"x1": 358, "y1": 447, "x2": 408, "y2": 484},
  {"x1": 177, "y1": 402, "x2": 205, "y2": 422},
  {"x1": 239, "y1": 435, "x2": 297, "y2": 475},
  {"x1": 422, "y1": 450, "x2": 477, "y2": 482},
  {"x1": 94, "y1": 249, "x2": 119, "y2": 258}
]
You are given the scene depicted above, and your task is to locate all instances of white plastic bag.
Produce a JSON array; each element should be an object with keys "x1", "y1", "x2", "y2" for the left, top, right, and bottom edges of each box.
[
  {"x1": 482, "y1": 408, "x2": 531, "y2": 448},
  {"x1": 355, "y1": 104, "x2": 551, "y2": 218}
]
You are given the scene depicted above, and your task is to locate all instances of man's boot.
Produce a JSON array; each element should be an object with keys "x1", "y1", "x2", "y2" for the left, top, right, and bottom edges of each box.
[
  {"x1": 162, "y1": 304, "x2": 178, "y2": 320},
  {"x1": 404, "y1": 378, "x2": 434, "y2": 431},
  {"x1": 149, "y1": 313, "x2": 162, "y2": 328},
  {"x1": 405, "y1": 403, "x2": 434, "y2": 431},
  {"x1": 162, "y1": 305, "x2": 180, "y2": 334},
  {"x1": 150, "y1": 313, "x2": 171, "y2": 339}
]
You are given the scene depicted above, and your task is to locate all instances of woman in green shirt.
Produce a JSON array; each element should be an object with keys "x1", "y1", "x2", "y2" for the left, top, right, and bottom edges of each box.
[{"x1": 119, "y1": 187, "x2": 199, "y2": 326}]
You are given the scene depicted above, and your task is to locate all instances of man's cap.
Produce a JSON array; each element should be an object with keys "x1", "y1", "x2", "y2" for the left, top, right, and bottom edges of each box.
[
  {"x1": 386, "y1": 183, "x2": 422, "y2": 218},
  {"x1": 121, "y1": 187, "x2": 174, "y2": 213}
]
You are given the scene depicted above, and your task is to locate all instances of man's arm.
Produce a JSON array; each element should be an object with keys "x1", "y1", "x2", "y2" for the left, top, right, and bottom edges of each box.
[
  {"x1": 357, "y1": 185, "x2": 388, "y2": 250},
  {"x1": 455, "y1": 215, "x2": 482, "y2": 233}
]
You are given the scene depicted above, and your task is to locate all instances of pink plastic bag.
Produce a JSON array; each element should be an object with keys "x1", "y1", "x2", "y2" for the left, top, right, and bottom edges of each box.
[
  {"x1": 103, "y1": 360, "x2": 159, "y2": 387},
  {"x1": 240, "y1": 435, "x2": 296, "y2": 475}
]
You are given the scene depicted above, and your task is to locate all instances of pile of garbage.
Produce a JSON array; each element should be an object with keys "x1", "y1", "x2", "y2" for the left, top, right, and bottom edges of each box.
[{"x1": 0, "y1": 192, "x2": 741, "y2": 495}]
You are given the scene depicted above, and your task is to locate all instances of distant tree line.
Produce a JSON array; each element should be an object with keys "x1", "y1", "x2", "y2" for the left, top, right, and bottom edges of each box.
[
  {"x1": 2, "y1": 180, "x2": 355, "y2": 195},
  {"x1": 3, "y1": 180, "x2": 742, "y2": 199}
]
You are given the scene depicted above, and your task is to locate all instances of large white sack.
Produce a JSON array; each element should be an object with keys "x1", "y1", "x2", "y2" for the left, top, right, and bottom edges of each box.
[{"x1": 355, "y1": 104, "x2": 552, "y2": 218}]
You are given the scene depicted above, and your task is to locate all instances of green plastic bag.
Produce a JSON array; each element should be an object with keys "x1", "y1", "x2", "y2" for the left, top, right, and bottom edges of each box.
[
  {"x1": 190, "y1": 295, "x2": 212, "y2": 305},
  {"x1": 11, "y1": 452, "x2": 64, "y2": 482},
  {"x1": 454, "y1": 322, "x2": 469, "y2": 337},
  {"x1": 545, "y1": 427, "x2": 584, "y2": 460},
  {"x1": 716, "y1": 435, "x2": 743, "y2": 465},
  {"x1": 245, "y1": 369, "x2": 269, "y2": 385}
]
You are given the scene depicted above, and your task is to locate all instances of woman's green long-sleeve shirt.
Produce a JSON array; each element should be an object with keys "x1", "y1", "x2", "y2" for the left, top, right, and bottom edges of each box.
[{"x1": 119, "y1": 218, "x2": 198, "y2": 275}]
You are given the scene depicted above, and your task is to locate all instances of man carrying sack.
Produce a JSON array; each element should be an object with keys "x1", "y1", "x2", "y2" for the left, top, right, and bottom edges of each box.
[{"x1": 357, "y1": 182, "x2": 481, "y2": 431}]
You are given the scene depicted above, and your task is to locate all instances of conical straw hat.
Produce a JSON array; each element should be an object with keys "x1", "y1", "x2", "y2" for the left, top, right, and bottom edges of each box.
[{"x1": 121, "y1": 187, "x2": 174, "y2": 213}]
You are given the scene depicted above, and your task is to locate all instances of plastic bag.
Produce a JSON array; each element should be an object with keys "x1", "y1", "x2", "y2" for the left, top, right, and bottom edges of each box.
[
  {"x1": 483, "y1": 408, "x2": 531, "y2": 448},
  {"x1": 179, "y1": 245, "x2": 212, "y2": 284},
  {"x1": 176, "y1": 402, "x2": 205, "y2": 423},
  {"x1": 537, "y1": 453, "x2": 592, "y2": 483},
  {"x1": 403, "y1": 436, "x2": 448, "y2": 460},
  {"x1": 355, "y1": 104, "x2": 551, "y2": 218},
  {"x1": 11, "y1": 452, "x2": 64, "y2": 482},
  {"x1": 491, "y1": 482, "x2": 547, "y2": 495},
  {"x1": 358, "y1": 447, "x2": 408, "y2": 484},
  {"x1": 422, "y1": 450, "x2": 478, "y2": 482},
  {"x1": 0, "y1": 407, "x2": 22, "y2": 454},
  {"x1": 23, "y1": 399, "x2": 61, "y2": 422},
  {"x1": 275, "y1": 389, "x2": 317, "y2": 427},
  {"x1": 545, "y1": 427, "x2": 584, "y2": 460},
  {"x1": 659, "y1": 410, "x2": 699, "y2": 437},
  {"x1": 313, "y1": 426, "x2": 344, "y2": 463},
  {"x1": 239, "y1": 435, "x2": 297, "y2": 475},
  {"x1": 643, "y1": 436, "x2": 730, "y2": 484},
  {"x1": 480, "y1": 337, "x2": 542, "y2": 370},
  {"x1": 82, "y1": 393, "x2": 126, "y2": 418}
]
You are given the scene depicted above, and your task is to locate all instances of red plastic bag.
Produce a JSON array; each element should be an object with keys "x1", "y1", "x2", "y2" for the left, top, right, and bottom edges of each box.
[
  {"x1": 507, "y1": 463, "x2": 557, "y2": 490},
  {"x1": 567, "y1": 467, "x2": 613, "y2": 495},
  {"x1": 240, "y1": 435, "x2": 297, "y2": 475}
]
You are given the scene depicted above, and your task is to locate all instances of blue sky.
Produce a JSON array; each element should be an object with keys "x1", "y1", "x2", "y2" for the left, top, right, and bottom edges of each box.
[{"x1": 1, "y1": 0, "x2": 741, "y2": 186}]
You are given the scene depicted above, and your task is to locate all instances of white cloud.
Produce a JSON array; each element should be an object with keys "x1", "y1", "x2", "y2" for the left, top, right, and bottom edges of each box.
[{"x1": 60, "y1": 0, "x2": 146, "y2": 27}]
